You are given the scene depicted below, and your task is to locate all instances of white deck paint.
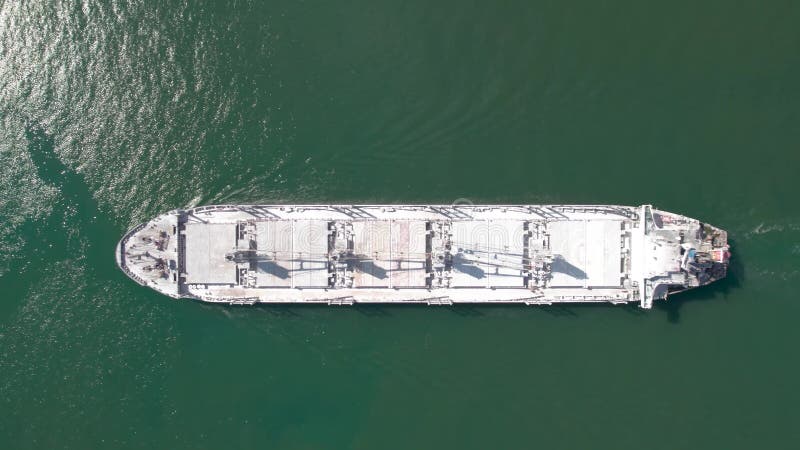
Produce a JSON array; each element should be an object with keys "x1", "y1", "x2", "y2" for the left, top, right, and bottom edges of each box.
[
  {"x1": 184, "y1": 223, "x2": 237, "y2": 285},
  {"x1": 291, "y1": 220, "x2": 328, "y2": 288},
  {"x1": 254, "y1": 221, "x2": 293, "y2": 287},
  {"x1": 389, "y1": 220, "x2": 427, "y2": 288},
  {"x1": 352, "y1": 221, "x2": 392, "y2": 288},
  {"x1": 487, "y1": 219, "x2": 526, "y2": 288}
]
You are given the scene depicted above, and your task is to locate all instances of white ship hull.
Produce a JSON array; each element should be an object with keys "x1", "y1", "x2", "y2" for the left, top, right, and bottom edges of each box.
[{"x1": 116, "y1": 205, "x2": 729, "y2": 309}]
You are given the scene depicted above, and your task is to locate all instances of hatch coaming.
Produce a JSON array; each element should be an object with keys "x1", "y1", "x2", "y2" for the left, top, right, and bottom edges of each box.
[{"x1": 171, "y1": 204, "x2": 639, "y2": 303}]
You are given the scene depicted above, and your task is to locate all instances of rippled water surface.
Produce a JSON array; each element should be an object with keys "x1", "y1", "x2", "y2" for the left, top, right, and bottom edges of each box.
[{"x1": 2, "y1": 1, "x2": 799, "y2": 448}]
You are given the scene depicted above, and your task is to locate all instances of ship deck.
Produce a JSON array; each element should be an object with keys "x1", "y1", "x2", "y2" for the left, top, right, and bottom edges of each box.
[
  {"x1": 116, "y1": 204, "x2": 729, "y2": 308},
  {"x1": 180, "y1": 218, "x2": 627, "y2": 291}
]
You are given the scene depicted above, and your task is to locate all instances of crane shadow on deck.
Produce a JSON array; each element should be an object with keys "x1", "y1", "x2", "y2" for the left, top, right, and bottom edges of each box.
[
  {"x1": 550, "y1": 255, "x2": 587, "y2": 280},
  {"x1": 354, "y1": 259, "x2": 389, "y2": 280},
  {"x1": 452, "y1": 253, "x2": 485, "y2": 279},
  {"x1": 255, "y1": 261, "x2": 291, "y2": 280}
]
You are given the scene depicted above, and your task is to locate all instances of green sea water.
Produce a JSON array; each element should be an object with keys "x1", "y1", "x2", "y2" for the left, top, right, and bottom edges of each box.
[{"x1": 1, "y1": 0, "x2": 799, "y2": 448}]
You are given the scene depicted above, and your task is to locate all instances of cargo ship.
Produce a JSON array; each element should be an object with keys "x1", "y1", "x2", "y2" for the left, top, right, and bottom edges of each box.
[{"x1": 116, "y1": 204, "x2": 730, "y2": 308}]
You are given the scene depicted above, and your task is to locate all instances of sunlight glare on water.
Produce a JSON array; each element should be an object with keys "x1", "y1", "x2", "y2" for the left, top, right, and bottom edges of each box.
[{"x1": 1, "y1": 0, "x2": 799, "y2": 448}]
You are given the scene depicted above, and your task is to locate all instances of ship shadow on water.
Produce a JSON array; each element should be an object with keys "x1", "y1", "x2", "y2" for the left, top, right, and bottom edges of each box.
[
  {"x1": 353, "y1": 304, "x2": 394, "y2": 317},
  {"x1": 0, "y1": 123, "x2": 126, "y2": 309},
  {"x1": 223, "y1": 302, "x2": 395, "y2": 318},
  {"x1": 655, "y1": 237, "x2": 743, "y2": 324}
]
